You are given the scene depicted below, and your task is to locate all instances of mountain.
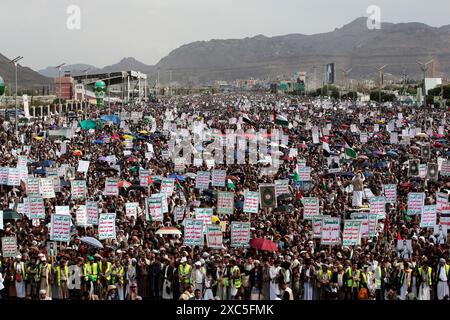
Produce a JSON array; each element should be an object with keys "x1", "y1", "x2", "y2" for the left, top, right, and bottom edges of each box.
[
  {"x1": 96, "y1": 57, "x2": 156, "y2": 75},
  {"x1": 0, "y1": 53, "x2": 52, "y2": 90},
  {"x1": 153, "y1": 17, "x2": 450, "y2": 84},
  {"x1": 38, "y1": 64, "x2": 99, "y2": 78}
]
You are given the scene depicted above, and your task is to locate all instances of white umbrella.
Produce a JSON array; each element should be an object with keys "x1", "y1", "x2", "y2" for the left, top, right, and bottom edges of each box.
[{"x1": 80, "y1": 236, "x2": 103, "y2": 249}]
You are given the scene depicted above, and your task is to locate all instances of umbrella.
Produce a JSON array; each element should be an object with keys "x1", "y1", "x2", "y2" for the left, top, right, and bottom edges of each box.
[
  {"x1": 140, "y1": 130, "x2": 149, "y2": 135},
  {"x1": 373, "y1": 162, "x2": 387, "y2": 168},
  {"x1": 30, "y1": 161, "x2": 41, "y2": 167},
  {"x1": 250, "y1": 238, "x2": 278, "y2": 251},
  {"x1": 41, "y1": 160, "x2": 54, "y2": 167},
  {"x1": 386, "y1": 151, "x2": 399, "y2": 158},
  {"x1": 97, "y1": 156, "x2": 108, "y2": 162},
  {"x1": 415, "y1": 133, "x2": 429, "y2": 139},
  {"x1": 73, "y1": 150, "x2": 83, "y2": 156},
  {"x1": 2, "y1": 210, "x2": 21, "y2": 220},
  {"x1": 357, "y1": 155, "x2": 369, "y2": 160},
  {"x1": 127, "y1": 157, "x2": 138, "y2": 163},
  {"x1": 123, "y1": 134, "x2": 134, "y2": 140},
  {"x1": 363, "y1": 172, "x2": 374, "y2": 178},
  {"x1": 168, "y1": 173, "x2": 186, "y2": 181},
  {"x1": 33, "y1": 169, "x2": 47, "y2": 175},
  {"x1": 185, "y1": 172, "x2": 197, "y2": 179},
  {"x1": 94, "y1": 140, "x2": 104, "y2": 145},
  {"x1": 80, "y1": 236, "x2": 104, "y2": 249},
  {"x1": 155, "y1": 227, "x2": 182, "y2": 236},
  {"x1": 339, "y1": 172, "x2": 355, "y2": 178}
]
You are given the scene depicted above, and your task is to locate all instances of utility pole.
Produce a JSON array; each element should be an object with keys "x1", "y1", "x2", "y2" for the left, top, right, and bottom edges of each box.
[
  {"x1": 82, "y1": 68, "x2": 90, "y2": 111},
  {"x1": 11, "y1": 56, "x2": 23, "y2": 137},
  {"x1": 340, "y1": 68, "x2": 352, "y2": 99},
  {"x1": 55, "y1": 63, "x2": 66, "y2": 114},
  {"x1": 375, "y1": 65, "x2": 388, "y2": 105},
  {"x1": 416, "y1": 59, "x2": 433, "y2": 107}
]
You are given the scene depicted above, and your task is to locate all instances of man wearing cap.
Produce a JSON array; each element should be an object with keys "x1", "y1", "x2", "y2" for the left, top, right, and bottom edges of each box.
[
  {"x1": 434, "y1": 258, "x2": 449, "y2": 300},
  {"x1": 12, "y1": 254, "x2": 26, "y2": 299},
  {"x1": 191, "y1": 261, "x2": 206, "y2": 298},
  {"x1": 39, "y1": 255, "x2": 53, "y2": 299},
  {"x1": 178, "y1": 257, "x2": 192, "y2": 293}
]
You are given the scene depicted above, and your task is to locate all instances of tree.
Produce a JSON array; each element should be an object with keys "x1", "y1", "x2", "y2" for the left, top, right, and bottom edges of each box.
[{"x1": 370, "y1": 91, "x2": 395, "y2": 102}]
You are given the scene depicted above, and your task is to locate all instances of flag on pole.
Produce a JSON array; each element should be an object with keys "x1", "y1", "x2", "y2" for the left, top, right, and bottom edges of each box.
[
  {"x1": 293, "y1": 171, "x2": 300, "y2": 182},
  {"x1": 342, "y1": 135, "x2": 357, "y2": 158},
  {"x1": 242, "y1": 114, "x2": 255, "y2": 126},
  {"x1": 322, "y1": 136, "x2": 331, "y2": 157},
  {"x1": 401, "y1": 203, "x2": 410, "y2": 222},
  {"x1": 275, "y1": 114, "x2": 289, "y2": 127},
  {"x1": 227, "y1": 179, "x2": 236, "y2": 190}
]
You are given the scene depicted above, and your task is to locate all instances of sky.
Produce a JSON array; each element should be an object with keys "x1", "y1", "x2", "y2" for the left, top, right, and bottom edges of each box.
[{"x1": 1, "y1": 0, "x2": 450, "y2": 70}]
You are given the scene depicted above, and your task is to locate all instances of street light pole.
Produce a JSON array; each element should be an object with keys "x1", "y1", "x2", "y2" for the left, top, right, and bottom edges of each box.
[
  {"x1": 416, "y1": 59, "x2": 433, "y2": 107},
  {"x1": 82, "y1": 68, "x2": 90, "y2": 111},
  {"x1": 375, "y1": 65, "x2": 388, "y2": 105},
  {"x1": 10, "y1": 56, "x2": 23, "y2": 137},
  {"x1": 55, "y1": 63, "x2": 66, "y2": 113}
]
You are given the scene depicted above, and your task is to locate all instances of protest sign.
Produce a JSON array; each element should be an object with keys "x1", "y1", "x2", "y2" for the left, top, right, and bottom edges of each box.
[
  {"x1": 50, "y1": 215, "x2": 71, "y2": 242},
  {"x1": 151, "y1": 193, "x2": 168, "y2": 213},
  {"x1": 231, "y1": 222, "x2": 250, "y2": 248},
  {"x1": 259, "y1": 184, "x2": 277, "y2": 208},
  {"x1": 39, "y1": 178, "x2": 55, "y2": 198},
  {"x1": 183, "y1": 219, "x2": 203, "y2": 246},
  {"x1": 75, "y1": 205, "x2": 87, "y2": 226},
  {"x1": 312, "y1": 215, "x2": 329, "y2": 239},
  {"x1": 343, "y1": 220, "x2": 361, "y2": 246},
  {"x1": 436, "y1": 192, "x2": 449, "y2": 214},
  {"x1": 206, "y1": 224, "x2": 223, "y2": 249},
  {"x1": 7, "y1": 167, "x2": 20, "y2": 186},
  {"x1": 211, "y1": 170, "x2": 226, "y2": 187},
  {"x1": 71, "y1": 180, "x2": 86, "y2": 200},
  {"x1": 195, "y1": 208, "x2": 213, "y2": 230},
  {"x1": 98, "y1": 213, "x2": 116, "y2": 240},
  {"x1": 55, "y1": 206, "x2": 70, "y2": 216},
  {"x1": 195, "y1": 171, "x2": 210, "y2": 190},
  {"x1": 1, "y1": 236, "x2": 18, "y2": 257},
  {"x1": 298, "y1": 167, "x2": 312, "y2": 181},
  {"x1": 383, "y1": 184, "x2": 397, "y2": 203},
  {"x1": 146, "y1": 196, "x2": 163, "y2": 221},
  {"x1": 243, "y1": 191, "x2": 259, "y2": 214},
  {"x1": 77, "y1": 160, "x2": 90, "y2": 173},
  {"x1": 275, "y1": 179, "x2": 290, "y2": 196},
  {"x1": 139, "y1": 169, "x2": 150, "y2": 187},
  {"x1": 29, "y1": 197, "x2": 45, "y2": 219},
  {"x1": 86, "y1": 201, "x2": 99, "y2": 225},
  {"x1": 420, "y1": 205, "x2": 437, "y2": 228},
  {"x1": 160, "y1": 178, "x2": 175, "y2": 196},
  {"x1": 407, "y1": 192, "x2": 425, "y2": 216},
  {"x1": 351, "y1": 213, "x2": 369, "y2": 238},
  {"x1": 302, "y1": 197, "x2": 319, "y2": 219},
  {"x1": 104, "y1": 178, "x2": 119, "y2": 196},
  {"x1": 26, "y1": 177, "x2": 40, "y2": 196},
  {"x1": 125, "y1": 202, "x2": 139, "y2": 219},
  {"x1": 175, "y1": 206, "x2": 185, "y2": 222},
  {"x1": 369, "y1": 196, "x2": 385, "y2": 217},
  {"x1": 217, "y1": 192, "x2": 234, "y2": 215},
  {"x1": 321, "y1": 217, "x2": 340, "y2": 245}
]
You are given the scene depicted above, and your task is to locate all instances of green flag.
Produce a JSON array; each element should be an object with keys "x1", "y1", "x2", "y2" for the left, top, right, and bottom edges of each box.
[{"x1": 227, "y1": 179, "x2": 236, "y2": 189}]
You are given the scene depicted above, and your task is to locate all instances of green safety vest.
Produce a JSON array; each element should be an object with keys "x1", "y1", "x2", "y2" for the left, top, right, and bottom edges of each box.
[
  {"x1": 56, "y1": 265, "x2": 69, "y2": 286},
  {"x1": 418, "y1": 267, "x2": 432, "y2": 286},
  {"x1": 375, "y1": 266, "x2": 382, "y2": 287},
  {"x1": 231, "y1": 266, "x2": 241, "y2": 289},
  {"x1": 99, "y1": 261, "x2": 112, "y2": 282},
  {"x1": 178, "y1": 264, "x2": 192, "y2": 283},
  {"x1": 84, "y1": 263, "x2": 98, "y2": 282},
  {"x1": 319, "y1": 269, "x2": 332, "y2": 280},
  {"x1": 111, "y1": 266, "x2": 125, "y2": 284}
]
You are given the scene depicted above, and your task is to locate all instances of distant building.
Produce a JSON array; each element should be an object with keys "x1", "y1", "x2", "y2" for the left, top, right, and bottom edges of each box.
[{"x1": 54, "y1": 76, "x2": 74, "y2": 100}]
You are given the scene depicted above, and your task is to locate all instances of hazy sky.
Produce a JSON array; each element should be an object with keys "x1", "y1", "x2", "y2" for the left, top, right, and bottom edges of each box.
[{"x1": 1, "y1": 0, "x2": 450, "y2": 70}]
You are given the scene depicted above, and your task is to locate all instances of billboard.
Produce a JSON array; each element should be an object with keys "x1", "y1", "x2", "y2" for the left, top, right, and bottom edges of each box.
[{"x1": 326, "y1": 63, "x2": 335, "y2": 84}]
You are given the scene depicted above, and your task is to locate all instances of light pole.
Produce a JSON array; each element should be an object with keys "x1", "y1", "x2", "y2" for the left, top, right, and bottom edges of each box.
[
  {"x1": 10, "y1": 56, "x2": 23, "y2": 136},
  {"x1": 340, "y1": 68, "x2": 352, "y2": 100},
  {"x1": 82, "y1": 67, "x2": 90, "y2": 110},
  {"x1": 108, "y1": 72, "x2": 111, "y2": 113},
  {"x1": 416, "y1": 59, "x2": 433, "y2": 107},
  {"x1": 375, "y1": 65, "x2": 388, "y2": 105},
  {"x1": 55, "y1": 63, "x2": 66, "y2": 113}
]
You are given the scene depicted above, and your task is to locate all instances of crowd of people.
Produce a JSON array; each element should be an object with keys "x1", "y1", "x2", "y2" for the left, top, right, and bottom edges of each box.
[{"x1": 0, "y1": 93, "x2": 449, "y2": 301}]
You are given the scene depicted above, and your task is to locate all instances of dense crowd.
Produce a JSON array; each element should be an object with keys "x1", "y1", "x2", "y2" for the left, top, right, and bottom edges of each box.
[{"x1": 0, "y1": 93, "x2": 449, "y2": 301}]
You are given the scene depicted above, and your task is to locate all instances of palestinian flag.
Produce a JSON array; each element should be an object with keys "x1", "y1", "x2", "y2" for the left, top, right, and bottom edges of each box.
[
  {"x1": 175, "y1": 178, "x2": 184, "y2": 191},
  {"x1": 275, "y1": 113, "x2": 289, "y2": 127},
  {"x1": 322, "y1": 136, "x2": 331, "y2": 158},
  {"x1": 293, "y1": 171, "x2": 300, "y2": 182},
  {"x1": 227, "y1": 179, "x2": 236, "y2": 190},
  {"x1": 342, "y1": 135, "x2": 357, "y2": 159},
  {"x1": 242, "y1": 114, "x2": 255, "y2": 127},
  {"x1": 296, "y1": 190, "x2": 303, "y2": 200},
  {"x1": 401, "y1": 203, "x2": 410, "y2": 222}
]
